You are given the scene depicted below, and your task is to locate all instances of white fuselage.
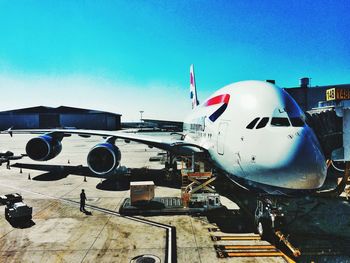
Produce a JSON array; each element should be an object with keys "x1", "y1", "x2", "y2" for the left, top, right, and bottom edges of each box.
[{"x1": 183, "y1": 80, "x2": 327, "y2": 195}]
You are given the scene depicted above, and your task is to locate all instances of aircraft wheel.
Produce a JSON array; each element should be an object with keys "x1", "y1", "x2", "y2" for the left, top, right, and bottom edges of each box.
[
  {"x1": 165, "y1": 162, "x2": 170, "y2": 169},
  {"x1": 5, "y1": 209, "x2": 9, "y2": 221},
  {"x1": 257, "y1": 218, "x2": 272, "y2": 240}
]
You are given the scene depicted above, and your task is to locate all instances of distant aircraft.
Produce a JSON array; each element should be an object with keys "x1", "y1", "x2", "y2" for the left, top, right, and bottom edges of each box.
[
  {"x1": 1, "y1": 65, "x2": 327, "y2": 195},
  {"x1": 0, "y1": 151, "x2": 26, "y2": 166}
]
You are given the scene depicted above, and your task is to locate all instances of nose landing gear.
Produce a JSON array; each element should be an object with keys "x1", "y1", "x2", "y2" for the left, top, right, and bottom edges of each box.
[
  {"x1": 254, "y1": 196, "x2": 301, "y2": 258},
  {"x1": 254, "y1": 197, "x2": 285, "y2": 241}
]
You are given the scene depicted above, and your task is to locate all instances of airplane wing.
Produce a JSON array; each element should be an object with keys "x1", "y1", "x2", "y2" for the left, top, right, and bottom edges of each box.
[{"x1": 1, "y1": 129, "x2": 206, "y2": 155}]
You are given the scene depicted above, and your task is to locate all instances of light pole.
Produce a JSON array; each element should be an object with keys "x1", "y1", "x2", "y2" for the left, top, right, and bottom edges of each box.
[{"x1": 139, "y1": 110, "x2": 144, "y2": 122}]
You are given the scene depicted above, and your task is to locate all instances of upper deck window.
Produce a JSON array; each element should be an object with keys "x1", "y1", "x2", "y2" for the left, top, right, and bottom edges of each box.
[
  {"x1": 271, "y1": 117, "x2": 290, "y2": 127},
  {"x1": 256, "y1": 117, "x2": 269, "y2": 129},
  {"x1": 246, "y1": 117, "x2": 260, "y2": 129}
]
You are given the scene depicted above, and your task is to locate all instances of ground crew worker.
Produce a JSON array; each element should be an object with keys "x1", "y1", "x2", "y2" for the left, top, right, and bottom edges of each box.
[{"x1": 80, "y1": 189, "x2": 87, "y2": 212}]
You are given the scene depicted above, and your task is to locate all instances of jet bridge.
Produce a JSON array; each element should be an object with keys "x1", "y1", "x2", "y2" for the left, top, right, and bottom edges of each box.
[{"x1": 306, "y1": 87, "x2": 350, "y2": 196}]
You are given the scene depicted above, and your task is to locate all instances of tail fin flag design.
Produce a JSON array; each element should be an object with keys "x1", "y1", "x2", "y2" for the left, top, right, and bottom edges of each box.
[{"x1": 190, "y1": 64, "x2": 199, "y2": 109}]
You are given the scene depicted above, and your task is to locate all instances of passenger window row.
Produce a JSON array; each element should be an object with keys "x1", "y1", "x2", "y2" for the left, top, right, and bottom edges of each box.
[{"x1": 246, "y1": 116, "x2": 304, "y2": 129}]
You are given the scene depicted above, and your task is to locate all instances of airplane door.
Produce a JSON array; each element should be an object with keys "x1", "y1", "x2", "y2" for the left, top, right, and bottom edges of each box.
[{"x1": 217, "y1": 122, "x2": 228, "y2": 155}]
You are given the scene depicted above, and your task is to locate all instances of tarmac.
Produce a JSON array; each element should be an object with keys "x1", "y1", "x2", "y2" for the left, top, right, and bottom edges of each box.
[{"x1": 0, "y1": 133, "x2": 349, "y2": 262}]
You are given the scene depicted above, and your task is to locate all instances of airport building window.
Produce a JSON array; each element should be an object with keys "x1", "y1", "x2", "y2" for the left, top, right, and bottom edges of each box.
[
  {"x1": 256, "y1": 117, "x2": 269, "y2": 129},
  {"x1": 246, "y1": 117, "x2": 260, "y2": 129},
  {"x1": 271, "y1": 117, "x2": 290, "y2": 127},
  {"x1": 290, "y1": 117, "x2": 305, "y2": 127}
]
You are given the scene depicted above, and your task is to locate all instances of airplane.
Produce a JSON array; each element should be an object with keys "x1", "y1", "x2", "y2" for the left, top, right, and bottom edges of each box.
[
  {"x1": 0, "y1": 150, "x2": 26, "y2": 166},
  {"x1": 1, "y1": 65, "x2": 327, "y2": 236},
  {"x1": 1, "y1": 65, "x2": 327, "y2": 194}
]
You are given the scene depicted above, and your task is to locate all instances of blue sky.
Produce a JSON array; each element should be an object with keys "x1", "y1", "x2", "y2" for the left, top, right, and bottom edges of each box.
[{"x1": 0, "y1": 1, "x2": 349, "y2": 120}]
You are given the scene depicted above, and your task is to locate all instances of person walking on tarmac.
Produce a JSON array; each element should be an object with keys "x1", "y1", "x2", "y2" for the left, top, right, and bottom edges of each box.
[{"x1": 80, "y1": 189, "x2": 87, "y2": 212}]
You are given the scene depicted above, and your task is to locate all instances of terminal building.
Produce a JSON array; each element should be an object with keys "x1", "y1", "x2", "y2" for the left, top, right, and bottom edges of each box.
[
  {"x1": 122, "y1": 119, "x2": 183, "y2": 132},
  {"x1": 141, "y1": 119, "x2": 183, "y2": 132},
  {"x1": 0, "y1": 106, "x2": 121, "y2": 130},
  {"x1": 284, "y1": 77, "x2": 350, "y2": 111}
]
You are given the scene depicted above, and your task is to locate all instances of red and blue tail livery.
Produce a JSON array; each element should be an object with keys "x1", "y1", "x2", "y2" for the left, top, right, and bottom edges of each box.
[{"x1": 190, "y1": 64, "x2": 199, "y2": 109}]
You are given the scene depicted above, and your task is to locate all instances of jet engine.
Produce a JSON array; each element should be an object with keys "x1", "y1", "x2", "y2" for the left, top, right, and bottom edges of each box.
[
  {"x1": 87, "y1": 142, "x2": 121, "y2": 176},
  {"x1": 26, "y1": 134, "x2": 62, "y2": 161}
]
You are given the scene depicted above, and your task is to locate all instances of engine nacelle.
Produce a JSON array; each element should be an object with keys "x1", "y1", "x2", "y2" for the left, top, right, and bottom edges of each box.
[
  {"x1": 87, "y1": 143, "x2": 121, "y2": 176},
  {"x1": 26, "y1": 135, "x2": 62, "y2": 161}
]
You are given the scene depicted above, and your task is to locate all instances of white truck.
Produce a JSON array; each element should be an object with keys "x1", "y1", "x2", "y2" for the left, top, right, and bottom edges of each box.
[{"x1": 0, "y1": 193, "x2": 22, "y2": 205}]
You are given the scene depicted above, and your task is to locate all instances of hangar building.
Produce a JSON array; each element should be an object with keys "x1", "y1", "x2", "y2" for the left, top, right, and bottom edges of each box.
[{"x1": 0, "y1": 106, "x2": 121, "y2": 130}]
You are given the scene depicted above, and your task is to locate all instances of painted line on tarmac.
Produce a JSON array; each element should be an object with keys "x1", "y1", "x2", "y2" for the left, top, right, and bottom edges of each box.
[{"x1": 0, "y1": 183, "x2": 176, "y2": 263}]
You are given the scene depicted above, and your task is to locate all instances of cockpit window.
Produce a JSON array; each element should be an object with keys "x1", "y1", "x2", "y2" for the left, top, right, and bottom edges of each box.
[
  {"x1": 290, "y1": 117, "x2": 305, "y2": 127},
  {"x1": 256, "y1": 117, "x2": 269, "y2": 129},
  {"x1": 271, "y1": 117, "x2": 290, "y2": 127},
  {"x1": 246, "y1": 117, "x2": 260, "y2": 129}
]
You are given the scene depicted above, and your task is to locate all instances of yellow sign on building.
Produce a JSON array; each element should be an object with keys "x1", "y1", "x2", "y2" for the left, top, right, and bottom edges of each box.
[{"x1": 326, "y1": 88, "x2": 350, "y2": 101}]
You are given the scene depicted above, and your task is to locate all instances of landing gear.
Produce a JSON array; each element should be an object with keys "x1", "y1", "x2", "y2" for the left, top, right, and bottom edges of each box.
[
  {"x1": 257, "y1": 218, "x2": 272, "y2": 240},
  {"x1": 254, "y1": 197, "x2": 302, "y2": 257},
  {"x1": 254, "y1": 197, "x2": 285, "y2": 241},
  {"x1": 164, "y1": 153, "x2": 178, "y2": 181}
]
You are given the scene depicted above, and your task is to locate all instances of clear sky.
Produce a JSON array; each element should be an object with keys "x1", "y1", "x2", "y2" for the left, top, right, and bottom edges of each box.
[{"x1": 0, "y1": 1, "x2": 349, "y2": 121}]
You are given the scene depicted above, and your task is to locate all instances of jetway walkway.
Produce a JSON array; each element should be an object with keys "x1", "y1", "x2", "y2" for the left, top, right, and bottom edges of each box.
[
  {"x1": 306, "y1": 89, "x2": 350, "y2": 196},
  {"x1": 306, "y1": 108, "x2": 342, "y2": 159},
  {"x1": 306, "y1": 88, "x2": 350, "y2": 160}
]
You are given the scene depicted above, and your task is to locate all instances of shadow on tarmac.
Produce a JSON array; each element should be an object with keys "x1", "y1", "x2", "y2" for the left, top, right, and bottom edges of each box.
[
  {"x1": 9, "y1": 162, "x2": 350, "y2": 261},
  {"x1": 96, "y1": 178, "x2": 130, "y2": 191},
  {"x1": 7, "y1": 218, "x2": 35, "y2": 229},
  {"x1": 10, "y1": 163, "x2": 181, "y2": 191},
  {"x1": 32, "y1": 172, "x2": 69, "y2": 181},
  {"x1": 213, "y1": 173, "x2": 350, "y2": 261},
  {"x1": 91, "y1": 167, "x2": 181, "y2": 191},
  {"x1": 11, "y1": 163, "x2": 90, "y2": 180},
  {"x1": 206, "y1": 207, "x2": 255, "y2": 233},
  {"x1": 82, "y1": 210, "x2": 92, "y2": 216}
]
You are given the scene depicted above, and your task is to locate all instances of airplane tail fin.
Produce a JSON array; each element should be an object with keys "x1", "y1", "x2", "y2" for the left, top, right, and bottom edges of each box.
[{"x1": 190, "y1": 64, "x2": 199, "y2": 109}]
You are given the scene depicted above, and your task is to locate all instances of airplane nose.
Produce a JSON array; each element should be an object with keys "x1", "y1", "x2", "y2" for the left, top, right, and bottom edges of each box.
[
  {"x1": 284, "y1": 128, "x2": 327, "y2": 189},
  {"x1": 255, "y1": 127, "x2": 327, "y2": 191}
]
